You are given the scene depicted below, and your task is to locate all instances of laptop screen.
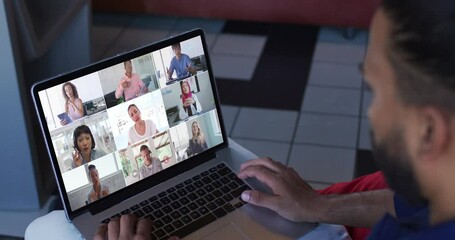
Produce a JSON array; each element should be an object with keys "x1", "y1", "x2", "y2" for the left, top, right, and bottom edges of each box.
[{"x1": 35, "y1": 32, "x2": 225, "y2": 212}]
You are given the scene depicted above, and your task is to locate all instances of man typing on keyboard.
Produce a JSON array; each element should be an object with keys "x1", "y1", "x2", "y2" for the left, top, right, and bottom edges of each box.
[{"x1": 94, "y1": 0, "x2": 455, "y2": 239}]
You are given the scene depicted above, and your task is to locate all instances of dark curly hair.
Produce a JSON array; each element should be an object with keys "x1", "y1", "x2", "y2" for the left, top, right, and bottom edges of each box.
[
  {"x1": 62, "y1": 82, "x2": 79, "y2": 102},
  {"x1": 382, "y1": 0, "x2": 455, "y2": 112}
]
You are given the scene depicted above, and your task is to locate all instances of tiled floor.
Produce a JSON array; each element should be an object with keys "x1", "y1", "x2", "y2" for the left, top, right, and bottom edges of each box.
[{"x1": 91, "y1": 12, "x2": 375, "y2": 190}]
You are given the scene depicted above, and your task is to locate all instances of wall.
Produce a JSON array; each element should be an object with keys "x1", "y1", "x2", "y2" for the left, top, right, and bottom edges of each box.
[
  {"x1": 204, "y1": 110, "x2": 223, "y2": 147},
  {"x1": 0, "y1": 0, "x2": 39, "y2": 210},
  {"x1": 195, "y1": 72, "x2": 215, "y2": 112},
  {"x1": 98, "y1": 62, "x2": 125, "y2": 93},
  {"x1": 92, "y1": 0, "x2": 380, "y2": 28}
]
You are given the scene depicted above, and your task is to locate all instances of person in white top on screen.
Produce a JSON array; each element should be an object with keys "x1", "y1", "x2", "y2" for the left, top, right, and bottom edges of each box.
[{"x1": 127, "y1": 104, "x2": 159, "y2": 145}]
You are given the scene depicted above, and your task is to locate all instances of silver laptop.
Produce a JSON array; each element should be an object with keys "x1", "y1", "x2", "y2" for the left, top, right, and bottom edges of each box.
[{"x1": 31, "y1": 29, "x2": 314, "y2": 240}]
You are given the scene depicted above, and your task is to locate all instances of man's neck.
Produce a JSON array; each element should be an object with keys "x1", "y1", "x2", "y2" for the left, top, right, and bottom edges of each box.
[
  {"x1": 427, "y1": 169, "x2": 455, "y2": 225},
  {"x1": 430, "y1": 191, "x2": 455, "y2": 225},
  {"x1": 82, "y1": 152, "x2": 90, "y2": 162},
  {"x1": 426, "y1": 154, "x2": 455, "y2": 225}
]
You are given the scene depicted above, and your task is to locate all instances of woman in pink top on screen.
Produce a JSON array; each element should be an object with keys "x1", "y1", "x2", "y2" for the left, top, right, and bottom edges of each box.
[
  {"x1": 115, "y1": 60, "x2": 148, "y2": 101},
  {"x1": 127, "y1": 104, "x2": 159, "y2": 145},
  {"x1": 61, "y1": 82, "x2": 84, "y2": 125}
]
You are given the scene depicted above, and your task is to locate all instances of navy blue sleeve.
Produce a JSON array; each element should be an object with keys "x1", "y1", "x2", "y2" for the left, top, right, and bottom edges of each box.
[{"x1": 394, "y1": 193, "x2": 427, "y2": 218}]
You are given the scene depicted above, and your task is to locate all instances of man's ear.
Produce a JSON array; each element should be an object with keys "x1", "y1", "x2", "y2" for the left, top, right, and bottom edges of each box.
[{"x1": 418, "y1": 107, "x2": 450, "y2": 161}]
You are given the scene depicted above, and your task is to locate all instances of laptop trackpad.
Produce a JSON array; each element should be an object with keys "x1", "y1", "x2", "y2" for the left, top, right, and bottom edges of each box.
[{"x1": 202, "y1": 223, "x2": 250, "y2": 240}]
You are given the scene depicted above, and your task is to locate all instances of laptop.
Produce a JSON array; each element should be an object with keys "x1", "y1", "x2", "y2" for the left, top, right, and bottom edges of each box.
[{"x1": 31, "y1": 29, "x2": 315, "y2": 239}]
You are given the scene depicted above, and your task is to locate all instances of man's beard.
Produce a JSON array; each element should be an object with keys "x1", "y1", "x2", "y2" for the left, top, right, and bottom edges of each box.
[{"x1": 370, "y1": 129, "x2": 428, "y2": 206}]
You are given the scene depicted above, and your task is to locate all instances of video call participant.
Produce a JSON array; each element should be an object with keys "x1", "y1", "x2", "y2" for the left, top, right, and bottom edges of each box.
[
  {"x1": 61, "y1": 82, "x2": 84, "y2": 125},
  {"x1": 127, "y1": 104, "x2": 159, "y2": 145},
  {"x1": 186, "y1": 121, "x2": 207, "y2": 157},
  {"x1": 115, "y1": 60, "x2": 148, "y2": 101},
  {"x1": 87, "y1": 164, "x2": 110, "y2": 204},
  {"x1": 72, "y1": 125, "x2": 106, "y2": 169},
  {"x1": 178, "y1": 80, "x2": 202, "y2": 120},
  {"x1": 139, "y1": 145, "x2": 163, "y2": 179},
  {"x1": 166, "y1": 43, "x2": 195, "y2": 81}
]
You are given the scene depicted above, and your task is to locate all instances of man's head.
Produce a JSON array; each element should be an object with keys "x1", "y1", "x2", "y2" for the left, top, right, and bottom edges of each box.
[
  {"x1": 171, "y1": 43, "x2": 182, "y2": 58},
  {"x1": 88, "y1": 165, "x2": 99, "y2": 184},
  {"x1": 364, "y1": 0, "x2": 455, "y2": 208},
  {"x1": 140, "y1": 145, "x2": 152, "y2": 166}
]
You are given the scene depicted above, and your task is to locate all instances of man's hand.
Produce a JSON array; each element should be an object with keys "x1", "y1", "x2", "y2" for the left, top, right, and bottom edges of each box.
[
  {"x1": 94, "y1": 214, "x2": 180, "y2": 240},
  {"x1": 166, "y1": 67, "x2": 172, "y2": 80},
  {"x1": 237, "y1": 157, "x2": 323, "y2": 222},
  {"x1": 72, "y1": 150, "x2": 83, "y2": 167},
  {"x1": 183, "y1": 98, "x2": 194, "y2": 107},
  {"x1": 94, "y1": 215, "x2": 151, "y2": 240},
  {"x1": 121, "y1": 80, "x2": 131, "y2": 89},
  {"x1": 187, "y1": 65, "x2": 196, "y2": 75}
]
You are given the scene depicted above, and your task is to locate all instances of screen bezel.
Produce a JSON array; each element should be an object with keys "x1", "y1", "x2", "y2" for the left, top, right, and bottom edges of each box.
[{"x1": 31, "y1": 29, "x2": 229, "y2": 219}]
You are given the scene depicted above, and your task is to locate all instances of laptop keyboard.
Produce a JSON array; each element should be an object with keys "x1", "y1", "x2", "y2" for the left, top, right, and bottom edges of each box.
[{"x1": 101, "y1": 163, "x2": 251, "y2": 240}]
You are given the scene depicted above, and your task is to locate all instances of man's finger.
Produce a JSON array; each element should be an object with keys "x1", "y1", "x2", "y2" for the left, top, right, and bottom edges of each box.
[
  {"x1": 108, "y1": 217, "x2": 120, "y2": 240},
  {"x1": 93, "y1": 224, "x2": 107, "y2": 240},
  {"x1": 135, "y1": 217, "x2": 153, "y2": 237},
  {"x1": 241, "y1": 190, "x2": 278, "y2": 211},
  {"x1": 240, "y1": 157, "x2": 284, "y2": 174},
  {"x1": 119, "y1": 214, "x2": 136, "y2": 238},
  {"x1": 237, "y1": 166, "x2": 281, "y2": 193}
]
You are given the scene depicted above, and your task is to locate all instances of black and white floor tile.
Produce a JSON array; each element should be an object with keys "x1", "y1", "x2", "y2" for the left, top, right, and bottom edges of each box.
[{"x1": 91, "y1": 12, "x2": 377, "y2": 189}]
